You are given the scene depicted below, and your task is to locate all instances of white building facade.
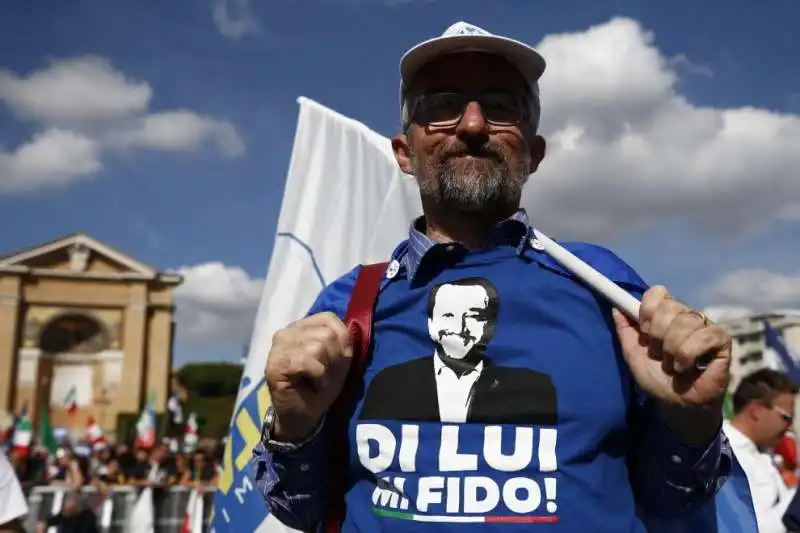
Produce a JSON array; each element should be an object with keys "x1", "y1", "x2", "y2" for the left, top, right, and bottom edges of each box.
[{"x1": 719, "y1": 312, "x2": 800, "y2": 391}]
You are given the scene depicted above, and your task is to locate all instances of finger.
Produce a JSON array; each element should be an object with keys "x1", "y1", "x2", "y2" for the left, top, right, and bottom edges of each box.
[
  {"x1": 639, "y1": 286, "x2": 671, "y2": 333},
  {"x1": 662, "y1": 311, "x2": 706, "y2": 373},
  {"x1": 645, "y1": 298, "x2": 686, "y2": 375},
  {"x1": 289, "y1": 343, "x2": 331, "y2": 389},
  {"x1": 611, "y1": 307, "x2": 636, "y2": 332},
  {"x1": 612, "y1": 308, "x2": 645, "y2": 356},
  {"x1": 300, "y1": 324, "x2": 353, "y2": 365},
  {"x1": 647, "y1": 299, "x2": 688, "y2": 341},
  {"x1": 298, "y1": 313, "x2": 352, "y2": 357},
  {"x1": 674, "y1": 325, "x2": 731, "y2": 370}
]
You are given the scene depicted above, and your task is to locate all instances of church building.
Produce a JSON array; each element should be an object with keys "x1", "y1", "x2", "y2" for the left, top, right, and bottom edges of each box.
[{"x1": 0, "y1": 233, "x2": 182, "y2": 438}]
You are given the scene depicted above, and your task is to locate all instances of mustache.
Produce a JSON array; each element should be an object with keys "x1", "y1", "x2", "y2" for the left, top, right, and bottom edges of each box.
[{"x1": 438, "y1": 140, "x2": 504, "y2": 162}]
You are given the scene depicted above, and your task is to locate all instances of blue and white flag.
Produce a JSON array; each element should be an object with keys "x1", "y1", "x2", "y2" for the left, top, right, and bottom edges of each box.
[
  {"x1": 764, "y1": 321, "x2": 800, "y2": 382},
  {"x1": 210, "y1": 97, "x2": 420, "y2": 532},
  {"x1": 211, "y1": 97, "x2": 757, "y2": 533}
]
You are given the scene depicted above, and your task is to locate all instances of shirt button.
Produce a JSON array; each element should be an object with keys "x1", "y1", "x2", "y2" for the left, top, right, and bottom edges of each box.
[
  {"x1": 529, "y1": 237, "x2": 545, "y2": 251},
  {"x1": 671, "y1": 454, "x2": 683, "y2": 464},
  {"x1": 299, "y1": 463, "x2": 310, "y2": 472},
  {"x1": 385, "y1": 260, "x2": 400, "y2": 279}
]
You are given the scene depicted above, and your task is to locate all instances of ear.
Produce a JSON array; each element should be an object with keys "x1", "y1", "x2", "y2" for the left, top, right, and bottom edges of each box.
[
  {"x1": 528, "y1": 135, "x2": 546, "y2": 174},
  {"x1": 747, "y1": 402, "x2": 763, "y2": 422},
  {"x1": 391, "y1": 132, "x2": 414, "y2": 175}
]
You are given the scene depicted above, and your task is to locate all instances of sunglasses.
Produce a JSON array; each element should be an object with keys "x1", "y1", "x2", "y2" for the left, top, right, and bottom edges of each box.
[
  {"x1": 773, "y1": 405, "x2": 794, "y2": 424},
  {"x1": 407, "y1": 92, "x2": 529, "y2": 128},
  {"x1": 763, "y1": 402, "x2": 794, "y2": 424}
]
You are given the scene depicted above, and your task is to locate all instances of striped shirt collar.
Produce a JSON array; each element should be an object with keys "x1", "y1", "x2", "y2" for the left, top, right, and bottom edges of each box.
[{"x1": 400, "y1": 209, "x2": 533, "y2": 281}]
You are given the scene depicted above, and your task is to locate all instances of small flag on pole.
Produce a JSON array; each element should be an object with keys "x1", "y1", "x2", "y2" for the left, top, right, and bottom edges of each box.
[
  {"x1": 135, "y1": 393, "x2": 156, "y2": 449},
  {"x1": 183, "y1": 412, "x2": 199, "y2": 453},
  {"x1": 12, "y1": 414, "x2": 33, "y2": 458},
  {"x1": 64, "y1": 386, "x2": 78, "y2": 415}
]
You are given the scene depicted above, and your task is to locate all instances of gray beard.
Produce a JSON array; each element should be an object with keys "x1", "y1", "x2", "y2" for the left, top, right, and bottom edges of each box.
[{"x1": 413, "y1": 155, "x2": 530, "y2": 214}]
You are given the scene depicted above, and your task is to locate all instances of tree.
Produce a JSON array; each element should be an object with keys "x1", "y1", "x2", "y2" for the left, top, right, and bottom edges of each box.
[{"x1": 173, "y1": 362, "x2": 244, "y2": 439}]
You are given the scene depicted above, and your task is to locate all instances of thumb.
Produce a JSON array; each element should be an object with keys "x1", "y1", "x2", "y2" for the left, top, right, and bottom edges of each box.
[{"x1": 611, "y1": 308, "x2": 643, "y2": 350}]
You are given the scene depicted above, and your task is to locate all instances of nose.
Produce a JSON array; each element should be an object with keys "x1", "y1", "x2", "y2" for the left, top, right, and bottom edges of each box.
[
  {"x1": 459, "y1": 313, "x2": 469, "y2": 334},
  {"x1": 455, "y1": 100, "x2": 489, "y2": 137}
]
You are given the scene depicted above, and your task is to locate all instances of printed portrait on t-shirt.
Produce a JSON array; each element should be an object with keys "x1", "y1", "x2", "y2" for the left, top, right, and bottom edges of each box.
[{"x1": 360, "y1": 277, "x2": 558, "y2": 425}]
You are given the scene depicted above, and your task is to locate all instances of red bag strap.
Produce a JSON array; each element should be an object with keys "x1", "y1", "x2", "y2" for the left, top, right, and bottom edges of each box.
[{"x1": 323, "y1": 262, "x2": 388, "y2": 533}]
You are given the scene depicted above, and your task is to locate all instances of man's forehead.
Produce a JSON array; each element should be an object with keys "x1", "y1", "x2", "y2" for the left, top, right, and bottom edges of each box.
[{"x1": 407, "y1": 52, "x2": 528, "y2": 94}]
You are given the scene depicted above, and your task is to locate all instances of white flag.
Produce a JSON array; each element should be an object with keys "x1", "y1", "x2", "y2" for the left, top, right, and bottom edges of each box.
[
  {"x1": 181, "y1": 489, "x2": 204, "y2": 533},
  {"x1": 126, "y1": 487, "x2": 154, "y2": 533},
  {"x1": 211, "y1": 96, "x2": 420, "y2": 532}
]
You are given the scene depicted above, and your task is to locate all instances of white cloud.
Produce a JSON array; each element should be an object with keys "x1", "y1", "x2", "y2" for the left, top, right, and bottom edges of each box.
[
  {"x1": 701, "y1": 305, "x2": 753, "y2": 323},
  {"x1": 524, "y1": 17, "x2": 800, "y2": 240},
  {"x1": 212, "y1": 0, "x2": 260, "y2": 40},
  {"x1": 0, "y1": 56, "x2": 245, "y2": 195},
  {"x1": 706, "y1": 269, "x2": 800, "y2": 308},
  {"x1": 0, "y1": 56, "x2": 151, "y2": 123},
  {"x1": 174, "y1": 262, "x2": 264, "y2": 344},
  {"x1": 0, "y1": 129, "x2": 102, "y2": 193},
  {"x1": 108, "y1": 110, "x2": 245, "y2": 157}
]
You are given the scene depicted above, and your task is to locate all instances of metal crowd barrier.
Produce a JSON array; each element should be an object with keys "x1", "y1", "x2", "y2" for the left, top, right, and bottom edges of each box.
[{"x1": 24, "y1": 485, "x2": 216, "y2": 533}]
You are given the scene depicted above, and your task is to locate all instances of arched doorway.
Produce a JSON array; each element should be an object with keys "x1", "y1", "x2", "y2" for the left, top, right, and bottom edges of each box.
[{"x1": 37, "y1": 313, "x2": 110, "y2": 417}]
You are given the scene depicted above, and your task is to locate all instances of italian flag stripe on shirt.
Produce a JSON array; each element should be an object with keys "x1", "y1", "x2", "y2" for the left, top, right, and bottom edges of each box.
[{"x1": 372, "y1": 508, "x2": 559, "y2": 523}]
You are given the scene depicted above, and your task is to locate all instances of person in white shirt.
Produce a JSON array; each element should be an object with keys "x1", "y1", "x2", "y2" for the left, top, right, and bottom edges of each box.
[
  {"x1": 724, "y1": 368, "x2": 800, "y2": 533},
  {"x1": 0, "y1": 452, "x2": 28, "y2": 532}
]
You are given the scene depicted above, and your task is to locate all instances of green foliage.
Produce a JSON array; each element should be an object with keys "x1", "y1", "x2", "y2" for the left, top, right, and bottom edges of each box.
[
  {"x1": 114, "y1": 363, "x2": 243, "y2": 443},
  {"x1": 175, "y1": 362, "x2": 243, "y2": 439},
  {"x1": 177, "y1": 363, "x2": 243, "y2": 397},
  {"x1": 187, "y1": 395, "x2": 238, "y2": 439}
]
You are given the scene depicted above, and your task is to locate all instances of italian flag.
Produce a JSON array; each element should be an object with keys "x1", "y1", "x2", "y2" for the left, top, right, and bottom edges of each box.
[
  {"x1": 12, "y1": 415, "x2": 33, "y2": 458},
  {"x1": 180, "y1": 489, "x2": 204, "y2": 533},
  {"x1": 183, "y1": 412, "x2": 198, "y2": 453},
  {"x1": 64, "y1": 386, "x2": 78, "y2": 415},
  {"x1": 135, "y1": 394, "x2": 156, "y2": 449},
  {"x1": 86, "y1": 416, "x2": 106, "y2": 449},
  {"x1": 39, "y1": 403, "x2": 58, "y2": 455},
  {"x1": 373, "y1": 509, "x2": 559, "y2": 523}
]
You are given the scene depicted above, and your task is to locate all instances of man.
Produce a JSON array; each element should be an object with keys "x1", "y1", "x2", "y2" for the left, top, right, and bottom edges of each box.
[
  {"x1": 724, "y1": 369, "x2": 799, "y2": 532},
  {"x1": 0, "y1": 452, "x2": 27, "y2": 532},
  {"x1": 360, "y1": 277, "x2": 557, "y2": 424},
  {"x1": 253, "y1": 22, "x2": 734, "y2": 532}
]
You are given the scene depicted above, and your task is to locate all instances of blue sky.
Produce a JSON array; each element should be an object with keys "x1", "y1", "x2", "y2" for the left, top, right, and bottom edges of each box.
[{"x1": 1, "y1": 0, "x2": 798, "y2": 366}]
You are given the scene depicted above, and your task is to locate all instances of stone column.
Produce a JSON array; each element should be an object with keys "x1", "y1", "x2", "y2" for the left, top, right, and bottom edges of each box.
[
  {"x1": 0, "y1": 275, "x2": 21, "y2": 420},
  {"x1": 146, "y1": 308, "x2": 174, "y2": 415},
  {"x1": 118, "y1": 283, "x2": 149, "y2": 414}
]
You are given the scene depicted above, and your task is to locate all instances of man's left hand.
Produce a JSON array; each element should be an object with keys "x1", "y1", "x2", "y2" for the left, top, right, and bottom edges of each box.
[{"x1": 612, "y1": 285, "x2": 731, "y2": 408}]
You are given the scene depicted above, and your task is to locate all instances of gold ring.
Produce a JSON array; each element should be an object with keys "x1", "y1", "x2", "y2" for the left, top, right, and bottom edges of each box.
[{"x1": 686, "y1": 309, "x2": 709, "y2": 326}]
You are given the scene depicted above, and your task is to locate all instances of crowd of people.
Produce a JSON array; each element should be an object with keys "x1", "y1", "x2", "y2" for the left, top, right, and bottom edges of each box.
[
  {"x1": 5, "y1": 438, "x2": 221, "y2": 495},
  {"x1": 1, "y1": 438, "x2": 221, "y2": 532}
]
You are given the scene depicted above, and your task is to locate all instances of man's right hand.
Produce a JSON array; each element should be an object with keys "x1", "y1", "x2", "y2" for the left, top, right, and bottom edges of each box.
[{"x1": 265, "y1": 312, "x2": 353, "y2": 442}]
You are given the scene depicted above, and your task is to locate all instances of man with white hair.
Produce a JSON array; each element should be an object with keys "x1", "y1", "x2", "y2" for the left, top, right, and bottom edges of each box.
[{"x1": 253, "y1": 22, "x2": 735, "y2": 532}]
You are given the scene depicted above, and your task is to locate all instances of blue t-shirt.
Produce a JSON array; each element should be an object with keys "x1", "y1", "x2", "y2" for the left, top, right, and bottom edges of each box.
[
  {"x1": 345, "y1": 243, "x2": 645, "y2": 531},
  {"x1": 251, "y1": 213, "x2": 732, "y2": 532}
]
